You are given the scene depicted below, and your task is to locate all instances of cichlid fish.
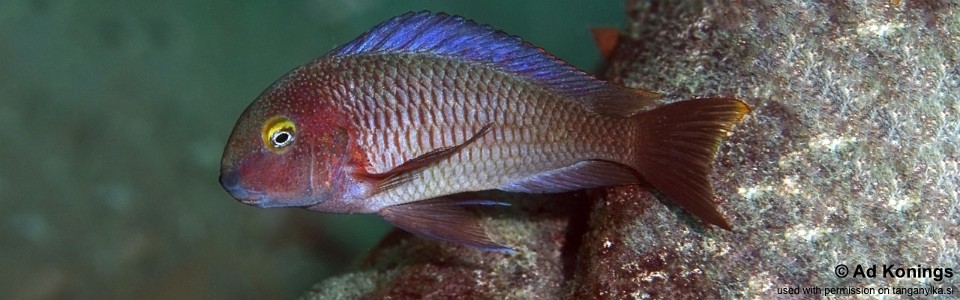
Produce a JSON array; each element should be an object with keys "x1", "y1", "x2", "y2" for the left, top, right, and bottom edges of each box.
[{"x1": 219, "y1": 11, "x2": 749, "y2": 251}]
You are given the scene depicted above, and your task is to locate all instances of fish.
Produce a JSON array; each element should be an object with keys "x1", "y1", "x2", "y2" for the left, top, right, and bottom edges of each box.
[
  {"x1": 590, "y1": 27, "x2": 621, "y2": 61},
  {"x1": 219, "y1": 11, "x2": 749, "y2": 252}
]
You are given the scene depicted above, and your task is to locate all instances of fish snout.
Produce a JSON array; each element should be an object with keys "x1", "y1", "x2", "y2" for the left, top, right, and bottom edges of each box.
[
  {"x1": 219, "y1": 169, "x2": 239, "y2": 189},
  {"x1": 219, "y1": 170, "x2": 264, "y2": 205}
]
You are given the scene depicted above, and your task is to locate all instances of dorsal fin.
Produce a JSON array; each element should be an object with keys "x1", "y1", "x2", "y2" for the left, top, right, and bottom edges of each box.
[{"x1": 328, "y1": 11, "x2": 660, "y2": 116}]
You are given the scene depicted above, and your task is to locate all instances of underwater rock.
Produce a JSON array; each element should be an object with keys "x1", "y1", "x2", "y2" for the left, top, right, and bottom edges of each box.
[
  {"x1": 304, "y1": 0, "x2": 959, "y2": 298},
  {"x1": 303, "y1": 193, "x2": 592, "y2": 299}
]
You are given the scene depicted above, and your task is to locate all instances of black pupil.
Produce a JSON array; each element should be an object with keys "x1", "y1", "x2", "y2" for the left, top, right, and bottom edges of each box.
[{"x1": 274, "y1": 132, "x2": 290, "y2": 145}]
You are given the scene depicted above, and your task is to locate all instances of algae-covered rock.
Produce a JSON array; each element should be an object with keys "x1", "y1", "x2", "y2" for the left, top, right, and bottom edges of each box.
[
  {"x1": 304, "y1": 0, "x2": 959, "y2": 298},
  {"x1": 304, "y1": 194, "x2": 592, "y2": 299}
]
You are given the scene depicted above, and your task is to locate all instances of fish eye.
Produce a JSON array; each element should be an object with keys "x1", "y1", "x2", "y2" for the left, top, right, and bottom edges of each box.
[
  {"x1": 270, "y1": 129, "x2": 294, "y2": 148},
  {"x1": 262, "y1": 116, "x2": 297, "y2": 151}
]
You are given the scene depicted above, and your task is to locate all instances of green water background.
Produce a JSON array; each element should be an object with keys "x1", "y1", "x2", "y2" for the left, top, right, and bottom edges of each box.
[{"x1": 0, "y1": 0, "x2": 621, "y2": 298}]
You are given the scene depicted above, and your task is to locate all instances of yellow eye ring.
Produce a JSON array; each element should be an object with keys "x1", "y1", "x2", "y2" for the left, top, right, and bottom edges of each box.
[{"x1": 262, "y1": 116, "x2": 296, "y2": 151}]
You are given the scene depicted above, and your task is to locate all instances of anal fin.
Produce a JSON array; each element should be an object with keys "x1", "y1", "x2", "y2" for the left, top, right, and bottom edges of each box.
[{"x1": 378, "y1": 197, "x2": 513, "y2": 252}]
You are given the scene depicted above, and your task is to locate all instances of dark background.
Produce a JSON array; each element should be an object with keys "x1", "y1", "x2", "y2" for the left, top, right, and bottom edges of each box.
[{"x1": 0, "y1": 0, "x2": 622, "y2": 298}]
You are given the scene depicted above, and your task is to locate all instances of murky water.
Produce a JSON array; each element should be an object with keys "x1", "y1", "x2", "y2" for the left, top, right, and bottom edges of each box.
[{"x1": 0, "y1": 0, "x2": 620, "y2": 298}]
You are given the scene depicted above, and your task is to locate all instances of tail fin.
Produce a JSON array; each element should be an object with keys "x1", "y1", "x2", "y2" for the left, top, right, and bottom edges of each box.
[{"x1": 634, "y1": 98, "x2": 749, "y2": 230}]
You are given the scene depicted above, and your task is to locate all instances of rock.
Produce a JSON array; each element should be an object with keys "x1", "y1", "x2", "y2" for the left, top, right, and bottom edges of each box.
[
  {"x1": 304, "y1": 0, "x2": 960, "y2": 298},
  {"x1": 304, "y1": 193, "x2": 592, "y2": 299}
]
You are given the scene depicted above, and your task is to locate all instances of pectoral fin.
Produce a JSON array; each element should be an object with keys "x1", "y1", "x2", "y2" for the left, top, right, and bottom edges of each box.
[
  {"x1": 357, "y1": 124, "x2": 493, "y2": 195},
  {"x1": 378, "y1": 197, "x2": 514, "y2": 252}
]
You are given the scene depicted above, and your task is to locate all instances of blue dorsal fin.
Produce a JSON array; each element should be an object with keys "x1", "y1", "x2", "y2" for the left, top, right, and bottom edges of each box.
[{"x1": 328, "y1": 11, "x2": 661, "y2": 116}]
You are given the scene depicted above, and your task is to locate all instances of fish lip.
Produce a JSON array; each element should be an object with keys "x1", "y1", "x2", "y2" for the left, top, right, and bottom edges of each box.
[
  {"x1": 228, "y1": 187, "x2": 270, "y2": 206},
  {"x1": 218, "y1": 171, "x2": 323, "y2": 208},
  {"x1": 237, "y1": 192, "x2": 266, "y2": 205},
  {"x1": 220, "y1": 171, "x2": 270, "y2": 206},
  {"x1": 228, "y1": 187, "x2": 320, "y2": 208},
  {"x1": 225, "y1": 187, "x2": 272, "y2": 207}
]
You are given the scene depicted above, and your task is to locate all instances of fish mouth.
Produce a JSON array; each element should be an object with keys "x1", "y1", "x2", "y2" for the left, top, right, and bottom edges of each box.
[
  {"x1": 219, "y1": 171, "x2": 322, "y2": 208},
  {"x1": 219, "y1": 171, "x2": 270, "y2": 206},
  {"x1": 221, "y1": 181, "x2": 291, "y2": 208},
  {"x1": 231, "y1": 191, "x2": 320, "y2": 208}
]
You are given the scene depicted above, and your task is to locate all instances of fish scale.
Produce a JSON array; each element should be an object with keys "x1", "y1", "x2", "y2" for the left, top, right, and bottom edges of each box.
[
  {"x1": 320, "y1": 54, "x2": 634, "y2": 210},
  {"x1": 220, "y1": 11, "x2": 748, "y2": 251}
]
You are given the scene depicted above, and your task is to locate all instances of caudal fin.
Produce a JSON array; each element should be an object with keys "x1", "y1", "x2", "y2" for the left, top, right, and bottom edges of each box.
[{"x1": 635, "y1": 98, "x2": 749, "y2": 230}]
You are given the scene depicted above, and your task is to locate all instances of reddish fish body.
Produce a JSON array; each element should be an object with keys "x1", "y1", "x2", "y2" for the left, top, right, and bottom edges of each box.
[{"x1": 220, "y1": 12, "x2": 748, "y2": 251}]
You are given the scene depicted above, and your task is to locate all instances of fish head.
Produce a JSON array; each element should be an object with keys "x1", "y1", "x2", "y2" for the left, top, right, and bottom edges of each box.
[{"x1": 219, "y1": 73, "x2": 353, "y2": 208}]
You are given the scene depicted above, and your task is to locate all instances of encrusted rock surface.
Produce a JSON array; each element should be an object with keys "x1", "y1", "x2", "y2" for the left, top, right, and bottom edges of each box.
[{"x1": 304, "y1": 1, "x2": 960, "y2": 298}]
